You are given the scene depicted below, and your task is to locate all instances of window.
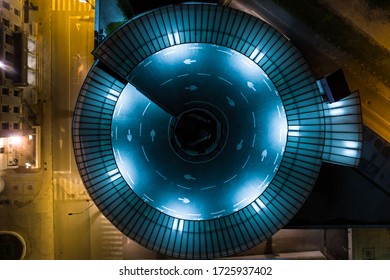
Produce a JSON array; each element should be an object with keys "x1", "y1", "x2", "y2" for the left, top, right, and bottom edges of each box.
[
  {"x1": 14, "y1": 8, "x2": 20, "y2": 17},
  {"x1": 2, "y1": 123, "x2": 9, "y2": 130},
  {"x1": 5, "y1": 34, "x2": 14, "y2": 46},
  {"x1": 14, "y1": 25, "x2": 20, "y2": 31},
  {"x1": 2, "y1": 1, "x2": 10, "y2": 10},
  {"x1": 13, "y1": 106, "x2": 20, "y2": 114},
  {"x1": 13, "y1": 123, "x2": 20, "y2": 129},
  {"x1": 13, "y1": 90, "x2": 20, "y2": 97},
  {"x1": 2, "y1": 88, "x2": 9, "y2": 96},
  {"x1": 5, "y1": 72, "x2": 13, "y2": 80},
  {"x1": 5, "y1": 52, "x2": 14, "y2": 63},
  {"x1": 2, "y1": 106, "x2": 9, "y2": 113},
  {"x1": 3, "y1": 19, "x2": 10, "y2": 27}
]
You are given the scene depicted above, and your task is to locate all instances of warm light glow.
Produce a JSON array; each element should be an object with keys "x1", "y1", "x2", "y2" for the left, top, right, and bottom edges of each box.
[
  {"x1": 28, "y1": 135, "x2": 33, "y2": 140},
  {"x1": 10, "y1": 136, "x2": 23, "y2": 145},
  {"x1": 79, "y1": 0, "x2": 95, "y2": 9},
  {"x1": 0, "y1": 60, "x2": 15, "y2": 72},
  {"x1": 28, "y1": 69, "x2": 36, "y2": 85},
  {"x1": 28, "y1": 54, "x2": 36, "y2": 69}
]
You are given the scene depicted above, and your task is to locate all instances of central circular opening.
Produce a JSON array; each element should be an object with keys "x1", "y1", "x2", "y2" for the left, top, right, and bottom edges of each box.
[
  {"x1": 174, "y1": 109, "x2": 221, "y2": 157},
  {"x1": 169, "y1": 105, "x2": 228, "y2": 163}
]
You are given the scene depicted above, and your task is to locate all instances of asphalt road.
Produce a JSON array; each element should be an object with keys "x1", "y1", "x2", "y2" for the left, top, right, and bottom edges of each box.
[
  {"x1": 50, "y1": 0, "x2": 95, "y2": 259},
  {"x1": 229, "y1": 0, "x2": 390, "y2": 142},
  {"x1": 52, "y1": 1, "x2": 94, "y2": 175}
]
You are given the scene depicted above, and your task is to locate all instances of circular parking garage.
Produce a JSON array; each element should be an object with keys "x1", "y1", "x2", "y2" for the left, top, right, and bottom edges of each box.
[{"x1": 73, "y1": 3, "x2": 362, "y2": 259}]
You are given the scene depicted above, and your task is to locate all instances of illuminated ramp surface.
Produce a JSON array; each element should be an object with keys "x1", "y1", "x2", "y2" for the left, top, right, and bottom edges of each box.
[{"x1": 72, "y1": 3, "x2": 362, "y2": 258}]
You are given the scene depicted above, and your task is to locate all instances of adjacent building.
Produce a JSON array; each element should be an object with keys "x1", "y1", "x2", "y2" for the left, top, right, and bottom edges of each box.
[{"x1": 0, "y1": 0, "x2": 38, "y2": 170}]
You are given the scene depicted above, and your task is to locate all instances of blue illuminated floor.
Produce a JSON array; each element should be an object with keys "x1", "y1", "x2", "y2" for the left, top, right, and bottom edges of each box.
[{"x1": 112, "y1": 44, "x2": 287, "y2": 220}]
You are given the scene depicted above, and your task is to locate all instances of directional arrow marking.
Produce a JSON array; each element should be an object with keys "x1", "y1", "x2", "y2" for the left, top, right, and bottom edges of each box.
[
  {"x1": 184, "y1": 59, "x2": 196, "y2": 65},
  {"x1": 178, "y1": 197, "x2": 191, "y2": 204},
  {"x1": 261, "y1": 149, "x2": 268, "y2": 161},
  {"x1": 247, "y1": 81, "x2": 256, "y2": 92},
  {"x1": 185, "y1": 85, "x2": 198, "y2": 91},
  {"x1": 127, "y1": 129, "x2": 132, "y2": 142},
  {"x1": 150, "y1": 130, "x2": 156, "y2": 142},
  {"x1": 226, "y1": 96, "x2": 235, "y2": 107},
  {"x1": 236, "y1": 139, "x2": 244, "y2": 151},
  {"x1": 184, "y1": 174, "x2": 196, "y2": 181}
]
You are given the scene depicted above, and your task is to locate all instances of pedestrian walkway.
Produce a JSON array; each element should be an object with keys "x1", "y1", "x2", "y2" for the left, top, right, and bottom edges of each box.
[
  {"x1": 53, "y1": 177, "x2": 87, "y2": 201},
  {"x1": 91, "y1": 215, "x2": 124, "y2": 259},
  {"x1": 321, "y1": 0, "x2": 390, "y2": 52}
]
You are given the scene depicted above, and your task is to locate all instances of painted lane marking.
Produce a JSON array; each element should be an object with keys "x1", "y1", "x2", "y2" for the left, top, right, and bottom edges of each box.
[
  {"x1": 263, "y1": 79, "x2": 272, "y2": 92},
  {"x1": 142, "y1": 146, "x2": 149, "y2": 162},
  {"x1": 200, "y1": 185, "x2": 216, "y2": 191},
  {"x1": 177, "y1": 184, "x2": 191, "y2": 190},
  {"x1": 277, "y1": 105, "x2": 282, "y2": 118},
  {"x1": 242, "y1": 154, "x2": 251, "y2": 169},
  {"x1": 258, "y1": 175, "x2": 269, "y2": 189},
  {"x1": 234, "y1": 198, "x2": 247, "y2": 207},
  {"x1": 162, "y1": 206, "x2": 177, "y2": 212},
  {"x1": 224, "y1": 174, "x2": 238, "y2": 184},
  {"x1": 126, "y1": 172, "x2": 135, "y2": 185},
  {"x1": 217, "y1": 49, "x2": 233, "y2": 56},
  {"x1": 155, "y1": 170, "x2": 167, "y2": 180},
  {"x1": 160, "y1": 79, "x2": 173, "y2": 86},
  {"x1": 143, "y1": 194, "x2": 154, "y2": 202},
  {"x1": 211, "y1": 210, "x2": 226, "y2": 215},
  {"x1": 116, "y1": 103, "x2": 123, "y2": 116},
  {"x1": 116, "y1": 149, "x2": 123, "y2": 164},
  {"x1": 218, "y1": 77, "x2": 233, "y2": 86},
  {"x1": 240, "y1": 92, "x2": 249, "y2": 103},
  {"x1": 252, "y1": 133, "x2": 257, "y2": 148},
  {"x1": 142, "y1": 102, "x2": 151, "y2": 116},
  {"x1": 274, "y1": 153, "x2": 280, "y2": 165},
  {"x1": 143, "y1": 61, "x2": 152, "y2": 67}
]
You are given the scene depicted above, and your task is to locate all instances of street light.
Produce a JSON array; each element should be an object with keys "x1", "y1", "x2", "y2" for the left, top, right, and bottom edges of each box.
[
  {"x1": 79, "y1": 0, "x2": 95, "y2": 9},
  {"x1": 68, "y1": 203, "x2": 94, "y2": 216},
  {"x1": 9, "y1": 136, "x2": 23, "y2": 145},
  {"x1": 0, "y1": 60, "x2": 14, "y2": 72}
]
